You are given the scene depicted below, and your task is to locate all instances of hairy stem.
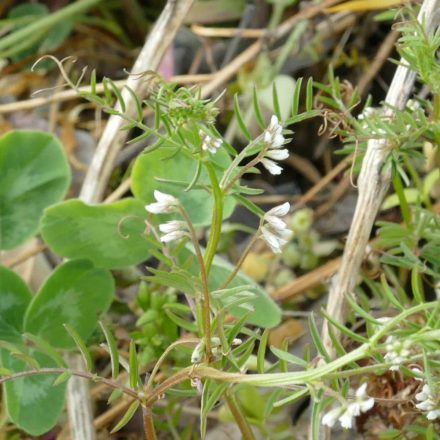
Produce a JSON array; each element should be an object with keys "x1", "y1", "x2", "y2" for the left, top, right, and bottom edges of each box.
[
  {"x1": 222, "y1": 147, "x2": 268, "y2": 194},
  {"x1": 145, "y1": 339, "x2": 199, "y2": 391},
  {"x1": 142, "y1": 406, "x2": 157, "y2": 440},
  {"x1": 0, "y1": 368, "x2": 138, "y2": 399},
  {"x1": 223, "y1": 390, "x2": 256, "y2": 440},
  {"x1": 178, "y1": 206, "x2": 212, "y2": 358}
]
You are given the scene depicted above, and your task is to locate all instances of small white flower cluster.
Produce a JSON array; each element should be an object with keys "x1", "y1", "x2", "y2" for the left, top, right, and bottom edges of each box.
[
  {"x1": 322, "y1": 383, "x2": 374, "y2": 430},
  {"x1": 261, "y1": 115, "x2": 289, "y2": 175},
  {"x1": 145, "y1": 190, "x2": 180, "y2": 214},
  {"x1": 357, "y1": 106, "x2": 376, "y2": 121},
  {"x1": 383, "y1": 336, "x2": 412, "y2": 371},
  {"x1": 159, "y1": 220, "x2": 188, "y2": 243},
  {"x1": 145, "y1": 191, "x2": 187, "y2": 243},
  {"x1": 406, "y1": 99, "x2": 421, "y2": 112},
  {"x1": 415, "y1": 384, "x2": 440, "y2": 420},
  {"x1": 200, "y1": 131, "x2": 222, "y2": 154},
  {"x1": 357, "y1": 107, "x2": 387, "y2": 136},
  {"x1": 261, "y1": 202, "x2": 292, "y2": 254}
]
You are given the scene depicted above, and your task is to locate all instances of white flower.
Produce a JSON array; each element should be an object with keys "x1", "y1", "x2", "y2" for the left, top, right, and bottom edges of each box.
[
  {"x1": 415, "y1": 383, "x2": 440, "y2": 420},
  {"x1": 411, "y1": 367, "x2": 424, "y2": 381},
  {"x1": 145, "y1": 190, "x2": 179, "y2": 214},
  {"x1": 406, "y1": 99, "x2": 421, "y2": 112},
  {"x1": 376, "y1": 317, "x2": 392, "y2": 325},
  {"x1": 264, "y1": 115, "x2": 285, "y2": 148},
  {"x1": 261, "y1": 202, "x2": 292, "y2": 253},
  {"x1": 321, "y1": 383, "x2": 374, "y2": 430},
  {"x1": 383, "y1": 336, "x2": 412, "y2": 371},
  {"x1": 200, "y1": 131, "x2": 222, "y2": 154},
  {"x1": 261, "y1": 158, "x2": 283, "y2": 175},
  {"x1": 357, "y1": 106, "x2": 375, "y2": 121},
  {"x1": 354, "y1": 383, "x2": 375, "y2": 413},
  {"x1": 339, "y1": 405, "x2": 357, "y2": 429},
  {"x1": 265, "y1": 149, "x2": 289, "y2": 161},
  {"x1": 260, "y1": 115, "x2": 288, "y2": 175},
  {"x1": 159, "y1": 220, "x2": 187, "y2": 243},
  {"x1": 322, "y1": 406, "x2": 341, "y2": 428}
]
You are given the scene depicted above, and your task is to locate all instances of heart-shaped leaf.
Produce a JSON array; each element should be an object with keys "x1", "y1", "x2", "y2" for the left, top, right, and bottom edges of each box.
[
  {"x1": 0, "y1": 267, "x2": 66, "y2": 435},
  {"x1": 131, "y1": 140, "x2": 236, "y2": 226},
  {"x1": 0, "y1": 130, "x2": 70, "y2": 250},
  {"x1": 2, "y1": 350, "x2": 66, "y2": 436},
  {"x1": 40, "y1": 198, "x2": 152, "y2": 269},
  {"x1": 0, "y1": 265, "x2": 32, "y2": 343},
  {"x1": 24, "y1": 259, "x2": 114, "y2": 349}
]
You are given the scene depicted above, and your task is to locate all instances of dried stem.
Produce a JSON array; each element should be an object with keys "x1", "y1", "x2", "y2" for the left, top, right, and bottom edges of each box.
[{"x1": 321, "y1": 0, "x2": 440, "y2": 356}]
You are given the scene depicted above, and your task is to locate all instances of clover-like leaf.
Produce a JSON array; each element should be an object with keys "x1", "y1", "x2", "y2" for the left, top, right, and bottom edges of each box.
[
  {"x1": 0, "y1": 130, "x2": 71, "y2": 250},
  {"x1": 40, "y1": 198, "x2": 152, "y2": 269},
  {"x1": 24, "y1": 259, "x2": 114, "y2": 349}
]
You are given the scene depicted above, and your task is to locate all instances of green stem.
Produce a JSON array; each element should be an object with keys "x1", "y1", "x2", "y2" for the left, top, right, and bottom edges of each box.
[
  {"x1": 222, "y1": 145, "x2": 269, "y2": 195},
  {"x1": 219, "y1": 136, "x2": 263, "y2": 189},
  {"x1": 178, "y1": 206, "x2": 212, "y2": 358},
  {"x1": 204, "y1": 163, "x2": 224, "y2": 273},
  {"x1": 223, "y1": 390, "x2": 256, "y2": 440},
  {"x1": 221, "y1": 233, "x2": 260, "y2": 289},
  {"x1": 145, "y1": 339, "x2": 199, "y2": 391}
]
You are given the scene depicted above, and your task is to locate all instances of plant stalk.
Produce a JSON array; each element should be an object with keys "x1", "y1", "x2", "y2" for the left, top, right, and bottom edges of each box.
[
  {"x1": 142, "y1": 406, "x2": 158, "y2": 440},
  {"x1": 204, "y1": 163, "x2": 224, "y2": 273},
  {"x1": 178, "y1": 206, "x2": 213, "y2": 358},
  {"x1": 223, "y1": 390, "x2": 256, "y2": 440}
]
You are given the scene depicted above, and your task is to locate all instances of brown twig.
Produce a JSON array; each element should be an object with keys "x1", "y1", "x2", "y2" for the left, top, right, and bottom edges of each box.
[
  {"x1": 286, "y1": 153, "x2": 322, "y2": 184},
  {"x1": 94, "y1": 398, "x2": 133, "y2": 429},
  {"x1": 3, "y1": 242, "x2": 47, "y2": 268},
  {"x1": 200, "y1": 0, "x2": 344, "y2": 98},
  {"x1": 192, "y1": 24, "x2": 265, "y2": 39},
  {"x1": 296, "y1": 154, "x2": 353, "y2": 208},
  {"x1": 315, "y1": 174, "x2": 352, "y2": 218},
  {"x1": 357, "y1": 30, "x2": 399, "y2": 96},
  {"x1": 272, "y1": 257, "x2": 342, "y2": 302}
]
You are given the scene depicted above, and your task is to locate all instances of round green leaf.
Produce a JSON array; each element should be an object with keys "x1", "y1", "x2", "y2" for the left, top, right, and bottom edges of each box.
[
  {"x1": 24, "y1": 259, "x2": 114, "y2": 349},
  {"x1": 2, "y1": 349, "x2": 66, "y2": 436},
  {"x1": 40, "y1": 198, "x2": 152, "y2": 269},
  {"x1": 131, "y1": 142, "x2": 236, "y2": 226},
  {"x1": 0, "y1": 130, "x2": 71, "y2": 250},
  {"x1": 0, "y1": 265, "x2": 32, "y2": 343}
]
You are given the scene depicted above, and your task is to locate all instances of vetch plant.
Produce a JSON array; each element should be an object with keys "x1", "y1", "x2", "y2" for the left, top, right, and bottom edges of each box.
[{"x1": 1, "y1": 5, "x2": 440, "y2": 438}]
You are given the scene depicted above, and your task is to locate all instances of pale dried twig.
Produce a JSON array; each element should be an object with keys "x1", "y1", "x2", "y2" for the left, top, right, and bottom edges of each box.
[
  {"x1": 79, "y1": 0, "x2": 195, "y2": 203},
  {"x1": 321, "y1": 0, "x2": 440, "y2": 357}
]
